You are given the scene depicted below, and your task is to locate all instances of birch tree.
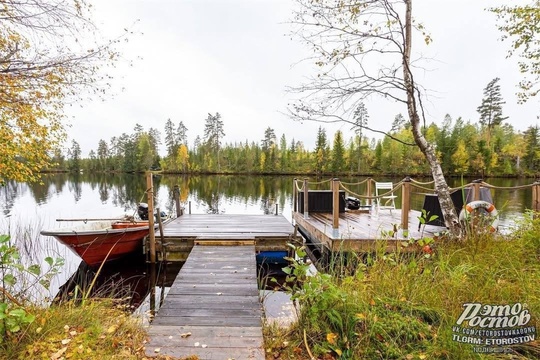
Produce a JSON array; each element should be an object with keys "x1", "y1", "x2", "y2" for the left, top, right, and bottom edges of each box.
[
  {"x1": 491, "y1": 2, "x2": 540, "y2": 103},
  {"x1": 0, "y1": 1, "x2": 125, "y2": 184},
  {"x1": 290, "y1": 0, "x2": 462, "y2": 238}
]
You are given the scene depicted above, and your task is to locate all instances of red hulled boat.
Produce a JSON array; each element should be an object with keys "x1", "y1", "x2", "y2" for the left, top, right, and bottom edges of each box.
[{"x1": 41, "y1": 219, "x2": 156, "y2": 267}]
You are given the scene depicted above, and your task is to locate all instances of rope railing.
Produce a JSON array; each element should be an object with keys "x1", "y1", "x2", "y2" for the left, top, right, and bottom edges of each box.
[
  {"x1": 409, "y1": 178, "x2": 435, "y2": 186},
  {"x1": 305, "y1": 178, "x2": 333, "y2": 185},
  {"x1": 339, "y1": 179, "x2": 404, "y2": 201},
  {"x1": 409, "y1": 183, "x2": 437, "y2": 193},
  {"x1": 478, "y1": 181, "x2": 535, "y2": 191},
  {"x1": 294, "y1": 179, "x2": 305, "y2": 192},
  {"x1": 340, "y1": 178, "x2": 372, "y2": 186}
]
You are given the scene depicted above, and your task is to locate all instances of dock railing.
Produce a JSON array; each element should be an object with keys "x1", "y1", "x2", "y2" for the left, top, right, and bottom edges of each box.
[{"x1": 293, "y1": 177, "x2": 540, "y2": 235}]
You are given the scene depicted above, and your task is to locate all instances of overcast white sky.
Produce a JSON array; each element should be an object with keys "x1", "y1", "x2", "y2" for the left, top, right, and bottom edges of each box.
[{"x1": 65, "y1": 0, "x2": 539, "y2": 156}]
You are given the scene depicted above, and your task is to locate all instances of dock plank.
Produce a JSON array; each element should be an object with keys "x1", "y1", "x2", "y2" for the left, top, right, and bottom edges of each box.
[{"x1": 145, "y1": 245, "x2": 264, "y2": 360}]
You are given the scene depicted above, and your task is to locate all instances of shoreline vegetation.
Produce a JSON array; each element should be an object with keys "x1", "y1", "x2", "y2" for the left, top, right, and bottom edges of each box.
[
  {"x1": 40, "y1": 169, "x2": 540, "y2": 180},
  {"x1": 52, "y1": 118, "x2": 540, "y2": 179},
  {"x1": 1, "y1": 214, "x2": 540, "y2": 359}
]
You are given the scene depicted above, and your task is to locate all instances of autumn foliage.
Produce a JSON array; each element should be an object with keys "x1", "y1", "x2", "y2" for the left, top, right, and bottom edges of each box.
[{"x1": 0, "y1": 1, "x2": 121, "y2": 183}]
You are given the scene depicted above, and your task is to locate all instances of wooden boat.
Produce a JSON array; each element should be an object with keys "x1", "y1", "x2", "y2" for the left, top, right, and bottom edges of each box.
[{"x1": 41, "y1": 219, "x2": 161, "y2": 267}]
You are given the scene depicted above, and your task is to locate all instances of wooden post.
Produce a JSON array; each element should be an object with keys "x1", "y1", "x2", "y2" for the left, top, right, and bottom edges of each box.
[
  {"x1": 533, "y1": 181, "x2": 540, "y2": 216},
  {"x1": 275, "y1": 203, "x2": 278, "y2": 216},
  {"x1": 303, "y1": 178, "x2": 309, "y2": 219},
  {"x1": 157, "y1": 207, "x2": 165, "y2": 245},
  {"x1": 401, "y1": 178, "x2": 411, "y2": 236},
  {"x1": 367, "y1": 178, "x2": 372, "y2": 206},
  {"x1": 332, "y1": 178, "x2": 339, "y2": 237},
  {"x1": 173, "y1": 185, "x2": 182, "y2": 217},
  {"x1": 146, "y1": 172, "x2": 156, "y2": 264},
  {"x1": 293, "y1": 178, "x2": 298, "y2": 213},
  {"x1": 149, "y1": 262, "x2": 156, "y2": 317},
  {"x1": 189, "y1": 201, "x2": 192, "y2": 214},
  {"x1": 473, "y1": 181, "x2": 481, "y2": 201}
]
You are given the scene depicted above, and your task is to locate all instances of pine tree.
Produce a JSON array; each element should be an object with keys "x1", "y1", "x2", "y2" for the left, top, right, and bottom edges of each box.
[
  {"x1": 164, "y1": 118, "x2": 177, "y2": 156},
  {"x1": 352, "y1": 102, "x2": 369, "y2": 137},
  {"x1": 331, "y1": 130, "x2": 346, "y2": 174},
  {"x1": 97, "y1": 139, "x2": 109, "y2": 171},
  {"x1": 177, "y1": 121, "x2": 188, "y2": 145},
  {"x1": 203, "y1": 112, "x2": 225, "y2": 171},
  {"x1": 314, "y1": 126, "x2": 328, "y2": 174},
  {"x1": 68, "y1": 140, "x2": 82, "y2": 172},
  {"x1": 477, "y1": 78, "x2": 508, "y2": 130}
]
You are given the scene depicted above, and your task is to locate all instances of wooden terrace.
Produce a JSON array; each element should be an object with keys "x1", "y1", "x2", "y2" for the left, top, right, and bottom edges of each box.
[
  {"x1": 292, "y1": 177, "x2": 540, "y2": 255},
  {"x1": 293, "y1": 209, "x2": 438, "y2": 253}
]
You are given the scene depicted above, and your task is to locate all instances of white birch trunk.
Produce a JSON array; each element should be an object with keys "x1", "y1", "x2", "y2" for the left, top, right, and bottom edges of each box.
[{"x1": 403, "y1": 0, "x2": 462, "y2": 239}]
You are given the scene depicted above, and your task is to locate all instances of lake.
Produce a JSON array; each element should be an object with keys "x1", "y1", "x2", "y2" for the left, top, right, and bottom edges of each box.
[{"x1": 0, "y1": 173, "x2": 536, "y2": 305}]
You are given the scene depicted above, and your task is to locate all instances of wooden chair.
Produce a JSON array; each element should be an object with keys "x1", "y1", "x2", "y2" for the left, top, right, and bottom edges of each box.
[{"x1": 375, "y1": 182, "x2": 397, "y2": 211}]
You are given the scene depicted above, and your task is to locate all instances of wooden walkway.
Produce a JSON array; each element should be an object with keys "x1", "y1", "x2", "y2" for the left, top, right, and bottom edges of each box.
[{"x1": 145, "y1": 245, "x2": 264, "y2": 359}]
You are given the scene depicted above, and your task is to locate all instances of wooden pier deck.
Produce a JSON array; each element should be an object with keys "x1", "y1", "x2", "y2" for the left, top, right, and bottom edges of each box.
[
  {"x1": 156, "y1": 214, "x2": 298, "y2": 261},
  {"x1": 294, "y1": 209, "x2": 443, "y2": 253},
  {"x1": 145, "y1": 245, "x2": 265, "y2": 359}
]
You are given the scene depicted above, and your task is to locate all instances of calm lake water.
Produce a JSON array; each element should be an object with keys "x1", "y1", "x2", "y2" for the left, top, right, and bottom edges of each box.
[{"x1": 0, "y1": 173, "x2": 536, "y2": 304}]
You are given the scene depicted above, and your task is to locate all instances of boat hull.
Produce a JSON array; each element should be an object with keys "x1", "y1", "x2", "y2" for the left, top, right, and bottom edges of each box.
[{"x1": 41, "y1": 221, "x2": 151, "y2": 267}]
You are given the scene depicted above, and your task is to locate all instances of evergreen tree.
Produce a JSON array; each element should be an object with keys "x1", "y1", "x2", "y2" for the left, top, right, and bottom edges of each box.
[
  {"x1": 68, "y1": 140, "x2": 82, "y2": 172},
  {"x1": 97, "y1": 139, "x2": 109, "y2": 171},
  {"x1": 314, "y1": 126, "x2": 328, "y2": 174},
  {"x1": 204, "y1": 112, "x2": 225, "y2": 151},
  {"x1": 523, "y1": 125, "x2": 540, "y2": 173},
  {"x1": 177, "y1": 121, "x2": 188, "y2": 145},
  {"x1": 331, "y1": 130, "x2": 346, "y2": 174},
  {"x1": 164, "y1": 118, "x2": 177, "y2": 156},
  {"x1": 279, "y1": 134, "x2": 288, "y2": 171},
  {"x1": 203, "y1": 112, "x2": 225, "y2": 171},
  {"x1": 352, "y1": 102, "x2": 369, "y2": 137},
  {"x1": 477, "y1": 78, "x2": 508, "y2": 130},
  {"x1": 261, "y1": 127, "x2": 276, "y2": 151},
  {"x1": 436, "y1": 114, "x2": 453, "y2": 173}
]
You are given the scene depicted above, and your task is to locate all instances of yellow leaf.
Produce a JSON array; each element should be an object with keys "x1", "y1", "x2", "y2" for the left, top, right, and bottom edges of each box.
[
  {"x1": 335, "y1": 348, "x2": 342, "y2": 356},
  {"x1": 327, "y1": 332, "x2": 338, "y2": 345},
  {"x1": 51, "y1": 347, "x2": 67, "y2": 360},
  {"x1": 180, "y1": 332, "x2": 192, "y2": 338},
  {"x1": 107, "y1": 325, "x2": 118, "y2": 334},
  {"x1": 356, "y1": 313, "x2": 366, "y2": 320},
  {"x1": 419, "y1": 354, "x2": 427, "y2": 359}
]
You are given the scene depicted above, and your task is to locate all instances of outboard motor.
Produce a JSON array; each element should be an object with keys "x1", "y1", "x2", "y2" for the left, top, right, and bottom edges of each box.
[
  {"x1": 137, "y1": 203, "x2": 149, "y2": 220},
  {"x1": 345, "y1": 196, "x2": 361, "y2": 210}
]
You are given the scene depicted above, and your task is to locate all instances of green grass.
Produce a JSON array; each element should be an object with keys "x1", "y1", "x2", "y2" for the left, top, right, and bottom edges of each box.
[
  {"x1": 0, "y1": 300, "x2": 147, "y2": 360},
  {"x1": 264, "y1": 214, "x2": 540, "y2": 359}
]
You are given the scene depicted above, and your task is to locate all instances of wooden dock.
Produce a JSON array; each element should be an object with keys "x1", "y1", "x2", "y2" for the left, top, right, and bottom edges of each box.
[
  {"x1": 155, "y1": 214, "x2": 298, "y2": 261},
  {"x1": 145, "y1": 245, "x2": 265, "y2": 359},
  {"x1": 293, "y1": 209, "x2": 442, "y2": 253}
]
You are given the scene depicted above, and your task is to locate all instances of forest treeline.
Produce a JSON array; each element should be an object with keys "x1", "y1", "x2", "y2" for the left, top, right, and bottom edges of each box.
[
  {"x1": 50, "y1": 78, "x2": 540, "y2": 178},
  {"x1": 52, "y1": 111, "x2": 539, "y2": 178}
]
